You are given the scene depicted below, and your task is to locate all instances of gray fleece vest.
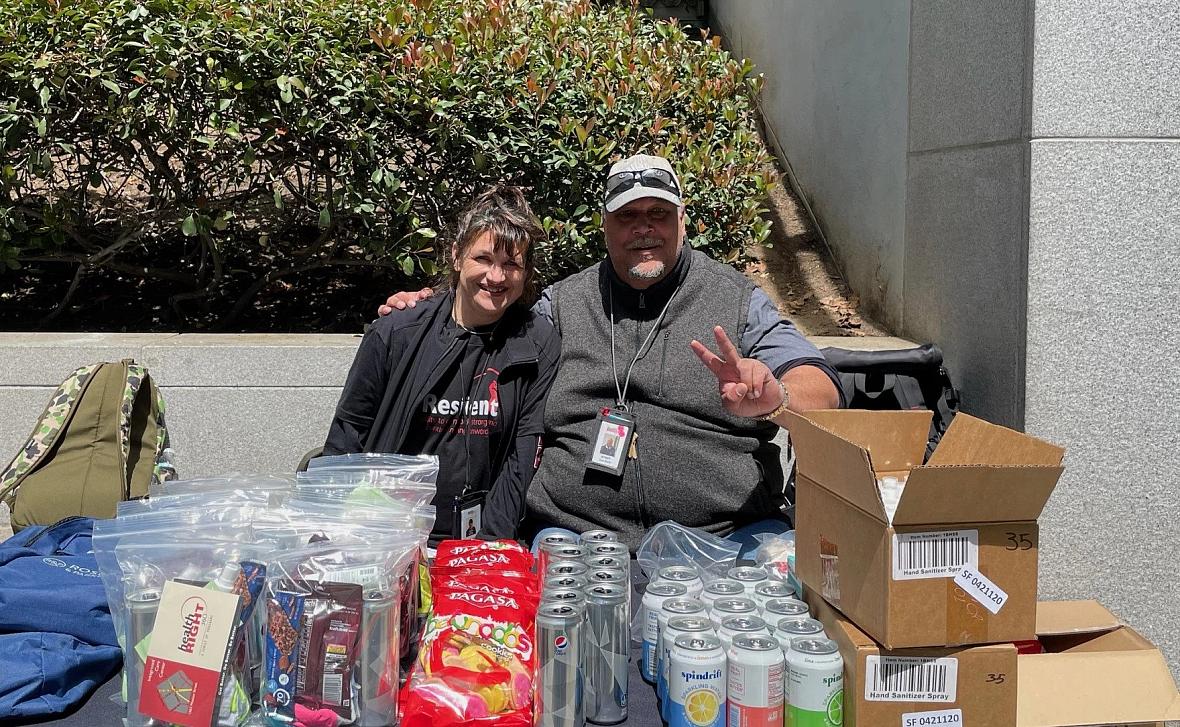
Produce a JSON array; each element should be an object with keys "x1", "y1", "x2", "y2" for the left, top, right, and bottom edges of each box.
[{"x1": 526, "y1": 250, "x2": 785, "y2": 549}]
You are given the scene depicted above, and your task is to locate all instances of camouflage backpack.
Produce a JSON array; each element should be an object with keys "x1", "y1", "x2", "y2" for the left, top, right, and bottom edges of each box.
[{"x1": 0, "y1": 360, "x2": 172, "y2": 532}]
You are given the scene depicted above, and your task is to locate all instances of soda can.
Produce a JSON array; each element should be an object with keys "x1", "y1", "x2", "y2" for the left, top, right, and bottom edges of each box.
[
  {"x1": 547, "y1": 560, "x2": 590, "y2": 580},
  {"x1": 584, "y1": 582, "x2": 629, "y2": 724},
  {"x1": 542, "y1": 588, "x2": 588, "y2": 611},
  {"x1": 125, "y1": 589, "x2": 162, "y2": 727},
  {"x1": 709, "y1": 596, "x2": 758, "y2": 630},
  {"x1": 538, "y1": 532, "x2": 580, "y2": 572},
  {"x1": 545, "y1": 574, "x2": 589, "y2": 593},
  {"x1": 656, "y1": 565, "x2": 703, "y2": 600},
  {"x1": 585, "y1": 568, "x2": 627, "y2": 589},
  {"x1": 537, "y1": 602, "x2": 585, "y2": 727},
  {"x1": 640, "y1": 582, "x2": 688, "y2": 683},
  {"x1": 785, "y1": 638, "x2": 844, "y2": 727},
  {"x1": 669, "y1": 633, "x2": 726, "y2": 727},
  {"x1": 357, "y1": 589, "x2": 398, "y2": 727},
  {"x1": 776, "y1": 618, "x2": 826, "y2": 653},
  {"x1": 701, "y1": 578, "x2": 744, "y2": 613},
  {"x1": 580, "y1": 529, "x2": 618, "y2": 544},
  {"x1": 584, "y1": 554, "x2": 626, "y2": 572},
  {"x1": 656, "y1": 598, "x2": 706, "y2": 708},
  {"x1": 587, "y1": 542, "x2": 629, "y2": 560},
  {"x1": 763, "y1": 597, "x2": 810, "y2": 623},
  {"x1": 551, "y1": 544, "x2": 589, "y2": 563},
  {"x1": 717, "y1": 615, "x2": 771, "y2": 651},
  {"x1": 752, "y1": 581, "x2": 795, "y2": 612},
  {"x1": 728, "y1": 566, "x2": 769, "y2": 596},
  {"x1": 659, "y1": 616, "x2": 714, "y2": 721},
  {"x1": 727, "y1": 634, "x2": 785, "y2": 727}
]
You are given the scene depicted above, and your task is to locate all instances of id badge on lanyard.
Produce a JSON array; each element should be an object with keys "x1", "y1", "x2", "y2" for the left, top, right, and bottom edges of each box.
[
  {"x1": 585, "y1": 406, "x2": 636, "y2": 477},
  {"x1": 451, "y1": 490, "x2": 484, "y2": 539}
]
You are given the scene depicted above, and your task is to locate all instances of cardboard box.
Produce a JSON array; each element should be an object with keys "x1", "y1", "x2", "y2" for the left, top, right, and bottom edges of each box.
[
  {"x1": 790, "y1": 409, "x2": 1065, "y2": 648},
  {"x1": 810, "y1": 595, "x2": 1180, "y2": 727},
  {"x1": 809, "y1": 591, "x2": 1020, "y2": 727},
  {"x1": 1016, "y1": 600, "x2": 1180, "y2": 727}
]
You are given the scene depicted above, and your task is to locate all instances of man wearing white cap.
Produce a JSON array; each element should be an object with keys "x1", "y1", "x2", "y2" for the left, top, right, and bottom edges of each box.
[{"x1": 379, "y1": 153, "x2": 841, "y2": 552}]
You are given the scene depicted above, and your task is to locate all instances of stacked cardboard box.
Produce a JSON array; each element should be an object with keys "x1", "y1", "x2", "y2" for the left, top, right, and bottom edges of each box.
[{"x1": 788, "y1": 410, "x2": 1180, "y2": 727}]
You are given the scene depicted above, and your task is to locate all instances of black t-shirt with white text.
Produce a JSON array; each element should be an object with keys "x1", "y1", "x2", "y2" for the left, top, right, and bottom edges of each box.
[{"x1": 399, "y1": 319, "x2": 503, "y2": 541}]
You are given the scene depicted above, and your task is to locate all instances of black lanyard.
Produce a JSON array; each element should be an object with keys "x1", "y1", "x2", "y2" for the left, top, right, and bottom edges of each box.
[{"x1": 607, "y1": 283, "x2": 680, "y2": 410}]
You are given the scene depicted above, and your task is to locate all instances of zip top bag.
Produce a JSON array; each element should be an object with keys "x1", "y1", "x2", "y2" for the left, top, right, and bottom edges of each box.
[
  {"x1": 0, "y1": 359, "x2": 172, "y2": 531},
  {"x1": 820, "y1": 343, "x2": 961, "y2": 461}
]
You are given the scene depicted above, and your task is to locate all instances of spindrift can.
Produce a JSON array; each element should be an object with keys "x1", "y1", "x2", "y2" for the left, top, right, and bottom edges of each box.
[
  {"x1": 727, "y1": 634, "x2": 785, "y2": 727},
  {"x1": 537, "y1": 602, "x2": 584, "y2": 727},
  {"x1": 709, "y1": 596, "x2": 758, "y2": 630},
  {"x1": 718, "y1": 615, "x2": 771, "y2": 651},
  {"x1": 640, "y1": 582, "x2": 688, "y2": 683},
  {"x1": 777, "y1": 618, "x2": 825, "y2": 642},
  {"x1": 656, "y1": 598, "x2": 707, "y2": 709},
  {"x1": 657, "y1": 565, "x2": 704, "y2": 600},
  {"x1": 659, "y1": 616, "x2": 714, "y2": 722},
  {"x1": 728, "y1": 566, "x2": 769, "y2": 597},
  {"x1": 669, "y1": 633, "x2": 726, "y2": 727},
  {"x1": 701, "y1": 579, "x2": 745, "y2": 613},
  {"x1": 580, "y1": 529, "x2": 618, "y2": 545},
  {"x1": 584, "y1": 582, "x2": 629, "y2": 724},
  {"x1": 785, "y1": 638, "x2": 843, "y2": 727},
  {"x1": 763, "y1": 597, "x2": 810, "y2": 623},
  {"x1": 752, "y1": 581, "x2": 795, "y2": 612}
]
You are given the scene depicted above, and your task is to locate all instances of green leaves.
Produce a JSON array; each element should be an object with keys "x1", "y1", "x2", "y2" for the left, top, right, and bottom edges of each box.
[{"x1": 0, "y1": 0, "x2": 774, "y2": 310}]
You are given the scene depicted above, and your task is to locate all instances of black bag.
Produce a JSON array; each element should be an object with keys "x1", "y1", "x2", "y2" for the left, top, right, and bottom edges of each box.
[{"x1": 821, "y1": 343, "x2": 960, "y2": 460}]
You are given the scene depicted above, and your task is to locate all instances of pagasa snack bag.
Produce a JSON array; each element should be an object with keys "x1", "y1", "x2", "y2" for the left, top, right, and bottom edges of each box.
[{"x1": 401, "y1": 540, "x2": 540, "y2": 727}]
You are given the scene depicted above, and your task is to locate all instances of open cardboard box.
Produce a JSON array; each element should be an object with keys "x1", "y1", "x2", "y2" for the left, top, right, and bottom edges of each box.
[
  {"x1": 789, "y1": 409, "x2": 1065, "y2": 648},
  {"x1": 809, "y1": 592, "x2": 1180, "y2": 727},
  {"x1": 808, "y1": 588, "x2": 1020, "y2": 727},
  {"x1": 1016, "y1": 600, "x2": 1180, "y2": 726}
]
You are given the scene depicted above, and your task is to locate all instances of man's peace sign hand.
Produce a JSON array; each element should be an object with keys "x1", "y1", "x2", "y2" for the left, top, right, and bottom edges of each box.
[{"x1": 690, "y1": 325, "x2": 783, "y2": 419}]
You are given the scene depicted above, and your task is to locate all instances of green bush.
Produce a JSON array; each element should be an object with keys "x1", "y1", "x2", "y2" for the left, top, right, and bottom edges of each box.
[{"x1": 0, "y1": 0, "x2": 774, "y2": 329}]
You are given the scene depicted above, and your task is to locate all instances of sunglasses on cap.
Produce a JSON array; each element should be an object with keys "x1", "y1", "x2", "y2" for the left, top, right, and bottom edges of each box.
[{"x1": 603, "y1": 168, "x2": 681, "y2": 205}]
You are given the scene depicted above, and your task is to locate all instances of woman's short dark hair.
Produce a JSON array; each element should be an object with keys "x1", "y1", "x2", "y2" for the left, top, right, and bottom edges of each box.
[{"x1": 446, "y1": 185, "x2": 544, "y2": 306}]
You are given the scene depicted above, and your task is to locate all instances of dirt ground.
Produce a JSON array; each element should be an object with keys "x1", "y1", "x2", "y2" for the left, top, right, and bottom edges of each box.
[{"x1": 745, "y1": 172, "x2": 889, "y2": 337}]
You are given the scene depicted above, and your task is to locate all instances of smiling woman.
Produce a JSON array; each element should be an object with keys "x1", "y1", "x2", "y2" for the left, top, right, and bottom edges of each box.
[{"x1": 320, "y1": 187, "x2": 561, "y2": 546}]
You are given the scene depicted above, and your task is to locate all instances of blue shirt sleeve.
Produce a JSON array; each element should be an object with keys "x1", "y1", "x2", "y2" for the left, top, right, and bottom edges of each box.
[{"x1": 741, "y1": 288, "x2": 845, "y2": 406}]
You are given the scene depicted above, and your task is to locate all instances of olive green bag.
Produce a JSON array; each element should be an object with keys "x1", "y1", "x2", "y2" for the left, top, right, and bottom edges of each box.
[{"x1": 0, "y1": 360, "x2": 171, "y2": 531}]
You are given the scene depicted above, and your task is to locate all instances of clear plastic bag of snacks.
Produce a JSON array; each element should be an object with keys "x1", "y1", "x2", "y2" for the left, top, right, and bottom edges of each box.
[
  {"x1": 306, "y1": 453, "x2": 440, "y2": 485},
  {"x1": 261, "y1": 540, "x2": 420, "y2": 727},
  {"x1": 400, "y1": 540, "x2": 540, "y2": 727}
]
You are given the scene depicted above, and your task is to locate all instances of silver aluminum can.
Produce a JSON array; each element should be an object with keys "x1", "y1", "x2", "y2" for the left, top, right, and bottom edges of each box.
[
  {"x1": 586, "y1": 542, "x2": 629, "y2": 560},
  {"x1": 709, "y1": 596, "x2": 758, "y2": 630},
  {"x1": 537, "y1": 602, "x2": 584, "y2": 727},
  {"x1": 585, "y1": 568, "x2": 627, "y2": 589},
  {"x1": 545, "y1": 574, "x2": 589, "y2": 593},
  {"x1": 763, "y1": 597, "x2": 810, "y2": 622},
  {"x1": 584, "y1": 582, "x2": 629, "y2": 724},
  {"x1": 551, "y1": 544, "x2": 589, "y2": 563},
  {"x1": 785, "y1": 638, "x2": 843, "y2": 726},
  {"x1": 717, "y1": 615, "x2": 771, "y2": 651},
  {"x1": 125, "y1": 589, "x2": 162, "y2": 727},
  {"x1": 700, "y1": 579, "x2": 744, "y2": 613},
  {"x1": 777, "y1": 617, "x2": 825, "y2": 643},
  {"x1": 727, "y1": 634, "x2": 785, "y2": 727},
  {"x1": 583, "y1": 555, "x2": 626, "y2": 573},
  {"x1": 655, "y1": 565, "x2": 703, "y2": 600},
  {"x1": 542, "y1": 588, "x2": 588, "y2": 611},
  {"x1": 668, "y1": 633, "x2": 726, "y2": 727},
  {"x1": 580, "y1": 530, "x2": 618, "y2": 544},
  {"x1": 728, "y1": 566, "x2": 769, "y2": 597},
  {"x1": 659, "y1": 615, "x2": 714, "y2": 720},
  {"x1": 752, "y1": 580, "x2": 796, "y2": 612},
  {"x1": 357, "y1": 589, "x2": 398, "y2": 726},
  {"x1": 547, "y1": 561, "x2": 590, "y2": 580},
  {"x1": 640, "y1": 582, "x2": 688, "y2": 683},
  {"x1": 538, "y1": 534, "x2": 580, "y2": 572}
]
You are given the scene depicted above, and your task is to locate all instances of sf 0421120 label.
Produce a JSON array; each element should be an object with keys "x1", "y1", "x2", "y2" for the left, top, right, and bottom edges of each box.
[{"x1": 902, "y1": 708, "x2": 963, "y2": 727}]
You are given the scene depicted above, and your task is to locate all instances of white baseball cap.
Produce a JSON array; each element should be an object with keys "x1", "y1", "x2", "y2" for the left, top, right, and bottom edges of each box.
[{"x1": 602, "y1": 154, "x2": 683, "y2": 213}]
